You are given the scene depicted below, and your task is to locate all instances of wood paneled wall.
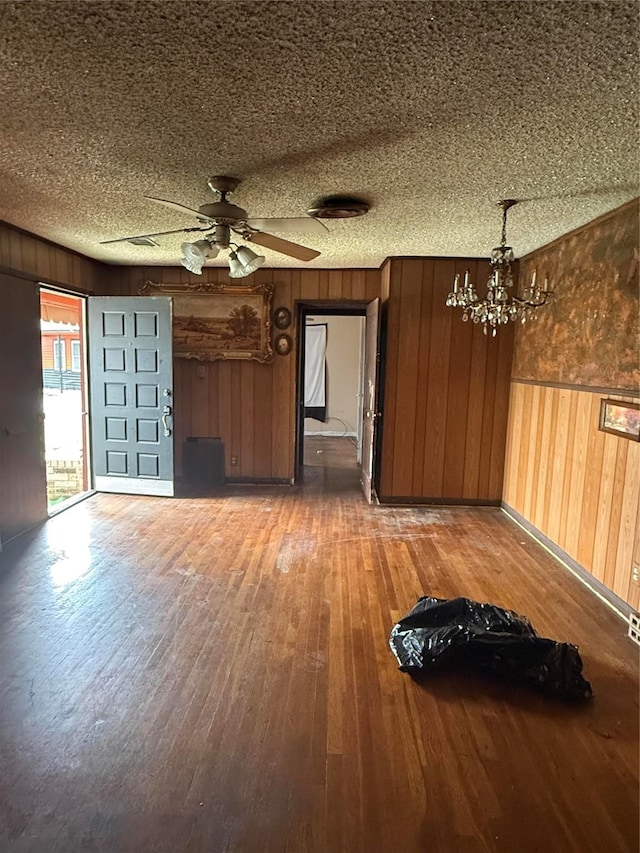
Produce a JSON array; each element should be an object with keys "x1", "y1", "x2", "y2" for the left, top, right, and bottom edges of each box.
[
  {"x1": 504, "y1": 201, "x2": 640, "y2": 609},
  {"x1": 378, "y1": 258, "x2": 514, "y2": 503},
  {"x1": 503, "y1": 383, "x2": 640, "y2": 608},
  {"x1": 0, "y1": 221, "x2": 108, "y2": 542},
  {"x1": 0, "y1": 274, "x2": 47, "y2": 542},
  {"x1": 0, "y1": 221, "x2": 108, "y2": 293},
  {"x1": 106, "y1": 266, "x2": 381, "y2": 479}
]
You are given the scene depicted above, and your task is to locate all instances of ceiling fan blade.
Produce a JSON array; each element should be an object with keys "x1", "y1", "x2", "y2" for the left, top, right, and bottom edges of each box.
[
  {"x1": 245, "y1": 216, "x2": 328, "y2": 235},
  {"x1": 100, "y1": 226, "x2": 209, "y2": 245},
  {"x1": 145, "y1": 196, "x2": 212, "y2": 221},
  {"x1": 247, "y1": 231, "x2": 320, "y2": 262}
]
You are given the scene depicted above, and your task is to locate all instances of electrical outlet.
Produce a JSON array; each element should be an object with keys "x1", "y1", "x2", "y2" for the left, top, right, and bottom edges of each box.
[
  {"x1": 632, "y1": 565, "x2": 640, "y2": 584},
  {"x1": 230, "y1": 455, "x2": 238, "y2": 466}
]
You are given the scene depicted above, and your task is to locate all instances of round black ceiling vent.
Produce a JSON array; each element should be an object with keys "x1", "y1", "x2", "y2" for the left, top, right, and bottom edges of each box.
[{"x1": 307, "y1": 195, "x2": 370, "y2": 219}]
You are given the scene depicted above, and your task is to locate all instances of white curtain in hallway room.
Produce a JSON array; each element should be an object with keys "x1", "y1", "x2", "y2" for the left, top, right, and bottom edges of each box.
[{"x1": 305, "y1": 324, "x2": 327, "y2": 409}]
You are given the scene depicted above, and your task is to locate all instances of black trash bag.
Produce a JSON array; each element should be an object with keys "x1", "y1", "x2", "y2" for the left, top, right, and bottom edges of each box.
[{"x1": 389, "y1": 595, "x2": 593, "y2": 701}]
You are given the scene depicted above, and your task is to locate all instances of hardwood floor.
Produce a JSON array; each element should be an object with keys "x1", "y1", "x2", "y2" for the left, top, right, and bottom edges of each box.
[
  {"x1": 0, "y1": 464, "x2": 637, "y2": 852},
  {"x1": 303, "y1": 435, "x2": 358, "y2": 470}
]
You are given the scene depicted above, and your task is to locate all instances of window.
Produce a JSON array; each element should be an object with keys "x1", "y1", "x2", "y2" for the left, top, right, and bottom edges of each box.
[
  {"x1": 71, "y1": 340, "x2": 81, "y2": 372},
  {"x1": 53, "y1": 339, "x2": 66, "y2": 371}
]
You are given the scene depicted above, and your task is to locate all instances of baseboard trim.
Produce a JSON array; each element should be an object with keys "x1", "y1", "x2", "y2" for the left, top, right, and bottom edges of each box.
[
  {"x1": 224, "y1": 477, "x2": 292, "y2": 486},
  {"x1": 377, "y1": 496, "x2": 501, "y2": 507},
  {"x1": 0, "y1": 518, "x2": 46, "y2": 550},
  {"x1": 304, "y1": 431, "x2": 357, "y2": 438},
  {"x1": 501, "y1": 503, "x2": 632, "y2": 622}
]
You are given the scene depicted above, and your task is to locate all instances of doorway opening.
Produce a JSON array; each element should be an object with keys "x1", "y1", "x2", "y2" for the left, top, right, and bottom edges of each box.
[
  {"x1": 303, "y1": 311, "x2": 364, "y2": 476},
  {"x1": 40, "y1": 288, "x2": 90, "y2": 513},
  {"x1": 296, "y1": 301, "x2": 381, "y2": 497}
]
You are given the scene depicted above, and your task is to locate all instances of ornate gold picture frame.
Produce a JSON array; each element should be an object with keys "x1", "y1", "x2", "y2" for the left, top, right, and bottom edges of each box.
[{"x1": 139, "y1": 281, "x2": 274, "y2": 363}]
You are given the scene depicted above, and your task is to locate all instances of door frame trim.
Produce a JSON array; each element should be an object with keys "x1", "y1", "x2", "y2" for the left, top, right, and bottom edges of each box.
[
  {"x1": 39, "y1": 284, "x2": 92, "y2": 509},
  {"x1": 294, "y1": 300, "x2": 372, "y2": 483}
]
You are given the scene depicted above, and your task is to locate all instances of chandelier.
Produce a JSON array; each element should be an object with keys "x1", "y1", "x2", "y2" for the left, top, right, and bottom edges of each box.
[
  {"x1": 445, "y1": 199, "x2": 552, "y2": 335},
  {"x1": 181, "y1": 224, "x2": 265, "y2": 278}
]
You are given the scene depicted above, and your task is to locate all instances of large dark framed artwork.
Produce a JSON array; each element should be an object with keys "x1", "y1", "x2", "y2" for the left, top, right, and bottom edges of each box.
[
  {"x1": 139, "y1": 281, "x2": 274, "y2": 362},
  {"x1": 598, "y1": 399, "x2": 640, "y2": 441}
]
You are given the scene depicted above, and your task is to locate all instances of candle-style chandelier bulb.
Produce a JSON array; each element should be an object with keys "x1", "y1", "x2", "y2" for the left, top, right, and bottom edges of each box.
[{"x1": 445, "y1": 199, "x2": 553, "y2": 334}]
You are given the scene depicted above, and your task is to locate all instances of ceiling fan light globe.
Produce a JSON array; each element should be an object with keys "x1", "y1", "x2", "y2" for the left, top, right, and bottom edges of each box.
[
  {"x1": 228, "y1": 251, "x2": 248, "y2": 278},
  {"x1": 181, "y1": 255, "x2": 205, "y2": 275},
  {"x1": 182, "y1": 242, "x2": 205, "y2": 262},
  {"x1": 181, "y1": 239, "x2": 218, "y2": 274},
  {"x1": 236, "y1": 246, "x2": 265, "y2": 274},
  {"x1": 188, "y1": 239, "x2": 216, "y2": 259},
  {"x1": 241, "y1": 258, "x2": 265, "y2": 275}
]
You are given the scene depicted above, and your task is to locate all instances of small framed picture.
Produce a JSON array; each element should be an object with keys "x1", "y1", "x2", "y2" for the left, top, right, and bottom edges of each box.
[
  {"x1": 598, "y1": 399, "x2": 640, "y2": 441},
  {"x1": 273, "y1": 306, "x2": 291, "y2": 330},
  {"x1": 274, "y1": 333, "x2": 292, "y2": 356}
]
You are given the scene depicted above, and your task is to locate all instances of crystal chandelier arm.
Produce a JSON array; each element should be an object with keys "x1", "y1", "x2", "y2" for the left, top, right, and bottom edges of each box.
[
  {"x1": 511, "y1": 292, "x2": 553, "y2": 308},
  {"x1": 513, "y1": 270, "x2": 553, "y2": 307}
]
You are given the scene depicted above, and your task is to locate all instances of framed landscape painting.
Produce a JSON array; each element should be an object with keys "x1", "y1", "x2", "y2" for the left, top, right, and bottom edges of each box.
[
  {"x1": 598, "y1": 399, "x2": 640, "y2": 441},
  {"x1": 140, "y1": 281, "x2": 274, "y2": 362}
]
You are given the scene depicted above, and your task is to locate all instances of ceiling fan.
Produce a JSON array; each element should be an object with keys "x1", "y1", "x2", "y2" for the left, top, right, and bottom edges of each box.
[{"x1": 100, "y1": 175, "x2": 328, "y2": 276}]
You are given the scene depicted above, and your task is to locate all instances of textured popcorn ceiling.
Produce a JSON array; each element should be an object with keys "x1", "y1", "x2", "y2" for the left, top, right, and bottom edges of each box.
[{"x1": 0, "y1": 0, "x2": 637, "y2": 270}]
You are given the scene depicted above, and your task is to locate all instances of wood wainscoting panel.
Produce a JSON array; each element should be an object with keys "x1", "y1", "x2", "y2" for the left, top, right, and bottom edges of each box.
[
  {"x1": 503, "y1": 381, "x2": 640, "y2": 606},
  {"x1": 630, "y1": 505, "x2": 640, "y2": 611},
  {"x1": 105, "y1": 266, "x2": 382, "y2": 480},
  {"x1": 379, "y1": 257, "x2": 514, "y2": 503},
  {"x1": 615, "y1": 446, "x2": 640, "y2": 601},
  {"x1": 604, "y1": 438, "x2": 630, "y2": 595}
]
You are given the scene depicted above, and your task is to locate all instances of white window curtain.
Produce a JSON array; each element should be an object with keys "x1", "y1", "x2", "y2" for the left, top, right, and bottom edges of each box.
[{"x1": 304, "y1": 324, "x2": 327, "y2": 421}]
